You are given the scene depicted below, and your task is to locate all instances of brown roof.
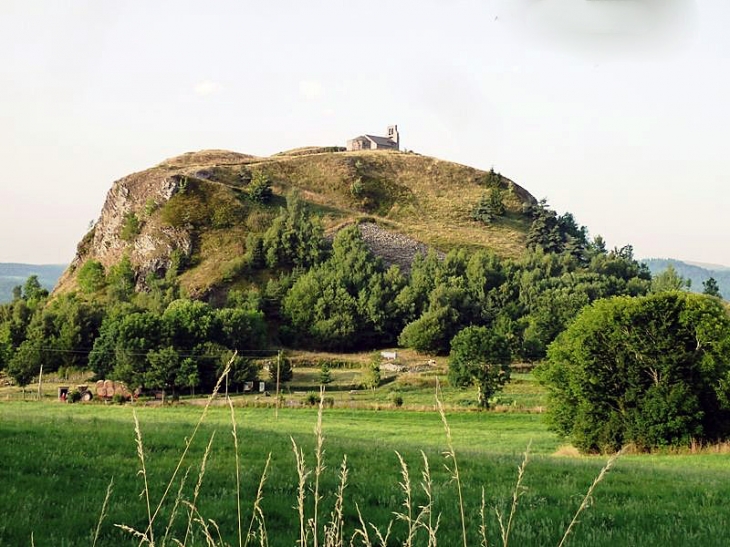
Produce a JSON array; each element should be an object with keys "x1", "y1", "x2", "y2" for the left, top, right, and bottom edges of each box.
[{"x1": 364, "y1": 135, "x2": 397, "y2": 146}]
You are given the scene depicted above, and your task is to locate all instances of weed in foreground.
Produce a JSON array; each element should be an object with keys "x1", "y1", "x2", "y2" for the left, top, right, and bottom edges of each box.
[{"x1": 109, "y1": 366, "x2": 619, "y2": 547}]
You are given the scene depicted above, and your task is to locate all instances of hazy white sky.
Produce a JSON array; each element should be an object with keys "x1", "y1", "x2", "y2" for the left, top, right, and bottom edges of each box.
[{"x1": 1, "y1": 0, "x2": 727, "y2": 266}]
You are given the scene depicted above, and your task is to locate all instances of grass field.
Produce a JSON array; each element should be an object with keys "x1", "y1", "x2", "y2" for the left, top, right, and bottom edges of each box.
[{"x1": 2, "y1": 391, "x2": 730, "y2": 547}]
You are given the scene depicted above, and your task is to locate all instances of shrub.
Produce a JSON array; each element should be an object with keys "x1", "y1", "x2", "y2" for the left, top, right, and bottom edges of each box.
[
  {"x1": 120, "y1": 212, "x2": 141, "y2": 242},
  {"x1": 249, "y1": 172, "x2": 273, "y2": 204},
  {"x1": 449, "y1": 325, "x2": 511, "y2": 409},
  {"x1": 538, "y1": 292, "x2": 730, "y2": 453},
  {"x1": 144, "y1": 198, "x2": 158, "y2": 216},
  {"x1": 472, "y1": 188, "x2": 505, "y2": 225},
  {"x1": 77, "y1": 260, "x2": 106, "y2": 293},
  {"x1": 391, "y1": 393, "x2": 404, "y2": 407},
  {"x1": 319, "y1": 364, "x2": 333, "y2": 385}
]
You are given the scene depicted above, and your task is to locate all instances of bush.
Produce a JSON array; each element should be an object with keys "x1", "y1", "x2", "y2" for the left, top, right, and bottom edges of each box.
[
  {"x1": 538, "y1": 292, "x2": 730, "y2": 453},
  {"x1": 390, "y1": 393, "x2": 404, "y2": 407},
  {"x1": 77, "y1": 260, "x2": 106, "y2": 294},
  {"x1": 304, "y1": 392, "x2": 319, "y2": 406},
  {"x1": 249, "y1": 173, "x2": 273, "y2": 204},
  {"x1": 120, "y1": 212, "x2": 141, "y2": 242},
  {"x1": 319, "y1": 364, "x2": 333, "y2": 385},
  {"x1": 67, "y1": 390, "x2": 82, "y2": 403}
]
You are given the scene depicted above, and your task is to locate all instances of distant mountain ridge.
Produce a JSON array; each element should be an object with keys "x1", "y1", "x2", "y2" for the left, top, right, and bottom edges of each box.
[
  {"x1": 0, "y1": 263, "x2": 66, "y2": 303},
  {"x1": 643, "y1": 258, "x2": 730, "y2": 299}
]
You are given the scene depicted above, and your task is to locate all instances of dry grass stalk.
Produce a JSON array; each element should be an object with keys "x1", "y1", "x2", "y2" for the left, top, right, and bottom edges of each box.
[
  {"x1": 557, "y1": 449, "x2": 622, "y2": 547},
  {"x1": 479, "y1": 487, "x2": 489, "y2": 547},
  {"x1": 162, "y1": 467, "x2": 190, "y2": 547},
  {"x1": 394, "y1": 452, "x2": 416, "y2": 547},
  {"x1": 436, "y1": 383, "x2": 468, "y2": 547},
  {"x1": 245, "y1": 453, "x2": 272, "y2": 547},
  {"x1": 351, "y1": 503, "x2": 373, "y2": 547},
  {"x1": 228, "y1": 396, "x2": 244, "y2": 547},
  {"x1": 324, "y1": 455, "x2": 349, "y2": 547},
  {"x1": 418, "y1": 451, "x2": 440, "y2": 547},
  {"x1": 292, "y1": 437, "x2": 311, "y2": 547},
  {"x1": 114, "y1": 523, "x2": 151, "y2": 544},
  {"x1": 498, "y1": 441, "x2": 531, "y2": 547},
  {"x1": 133, "y1": 408, "x2": 154, "y2": 546},
  {"x1": 183, "y1": 502, "x2": 215, "y2": 547},
  {"x1": 312, "y1": 386, "x2": 327, "y2": 547},
  {"x1": 183, "y1": 433, "x2": 216, "y2": 547},
  {"x1": 92, "y1": 477, "x2": 114, "y2": 547},
  {"x1": 369, "y1": 521, "x2": 393, "y2": 547},
  {"x1": 145, "y1": 355, "x2": 234, "y2": 540}
]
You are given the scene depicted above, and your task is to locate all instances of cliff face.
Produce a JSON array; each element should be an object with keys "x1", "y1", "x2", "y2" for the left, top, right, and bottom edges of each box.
[{"x1": 55, "y1": 148, "x2": 536, "y2": 297}]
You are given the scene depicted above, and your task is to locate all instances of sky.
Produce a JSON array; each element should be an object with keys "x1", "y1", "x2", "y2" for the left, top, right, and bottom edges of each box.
[{"x1": 1, "y1": 0, "x2": 728, "y2": 266}]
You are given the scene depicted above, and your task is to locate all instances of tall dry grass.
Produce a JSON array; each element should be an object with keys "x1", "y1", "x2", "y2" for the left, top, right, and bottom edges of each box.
[{"x1": 108, "y1": 361, "x2": 619, "y2": 547}]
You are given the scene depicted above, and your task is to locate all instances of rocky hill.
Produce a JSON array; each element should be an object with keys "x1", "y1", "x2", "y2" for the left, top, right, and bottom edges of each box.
[{"x1": 55, "y1": 148, "x2": 536, "y2": 297}]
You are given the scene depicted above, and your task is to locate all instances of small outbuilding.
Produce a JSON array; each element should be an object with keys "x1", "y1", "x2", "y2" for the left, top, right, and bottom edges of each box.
[{"x1": 347, "y1": 125, "x2": 400, "y2": 151}]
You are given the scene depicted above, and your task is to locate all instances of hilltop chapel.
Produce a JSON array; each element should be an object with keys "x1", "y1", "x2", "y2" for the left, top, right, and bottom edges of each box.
[{"x1": 346, "y1": 125, "x2": 400, "y2": 151}]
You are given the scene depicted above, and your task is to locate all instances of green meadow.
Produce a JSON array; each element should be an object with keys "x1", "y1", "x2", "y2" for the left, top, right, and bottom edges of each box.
[{"x1": 1, "y1": 395, "x2": 729, "y2": 547}]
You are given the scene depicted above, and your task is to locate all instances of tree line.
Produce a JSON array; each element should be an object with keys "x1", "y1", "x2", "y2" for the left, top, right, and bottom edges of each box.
[{"x1": 2, "y1": 191, "x2": 730, "y2": 451}]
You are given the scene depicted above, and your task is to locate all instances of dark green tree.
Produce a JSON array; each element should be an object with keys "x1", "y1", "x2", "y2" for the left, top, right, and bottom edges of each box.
[
  {"x1": 537, "y1": 292, "x2": 730, "y2": 453},
  {"x1": 264, "y1": 191, "x2": 326, "y2": 270},
  {"x1": 651, "y1": 264, "x2": 691, "y2": 293},
  {"x1": 7, "y1": 339, "x2": 42, "y2": 388},
  {"x1": 319, "y1": 363, "x2": 333, "y2": 385},
  {"x1": 22, "y1": 275, "x2": 47, "y2": 302},
  {"x1": 120, "y1": 212, "x2": 141, "y2": 242},
  {"x1": 77, "y1": 260, "x2": 107, "y2": 293},
  {"x1": 703, "y1": 277, "x2": 722, "y2": 299},
  {"x1": 145, "y1": 346, "x2": 180, "y2": 402},
  {"x1": 107, "y1": 255, "x2": 136, "y2": 302},
  {"x1": 249, "y1": 172, "x2": 273, "y2": 204},
  {"x1": 268, "y1": 353, "x2": 293, "y2": 383},
  {"x1": 448, "y1": 326, "x2": 511, "y2": 408},
  {"x1": 472, "y1": 188, "x2": 505, "y2": 224}
]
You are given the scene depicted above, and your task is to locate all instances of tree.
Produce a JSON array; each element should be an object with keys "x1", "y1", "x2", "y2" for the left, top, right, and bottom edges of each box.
[
  {"x1": 268, "y1": 353, "x2": 293, "y2": 383},
  {"x1": 319, "y1": 363, "x2": 333, "y2": 385},
  {"x1": 107, "y1": 255, "x2": 136, "y2": 302},
  {"x1": 120, "y1": 212, "x2": 141, "y2": 242},
  {"x1": 178, "y1": 357, "x2": 200, "y2": 395},
  {"x1": 361, "y1": 361, "x2": 381, "y2": 392},
  {"x1": 537, "y1": 292, "x2": 730, "y2": 453},
  {"x1": 448, "y1": 326, "x2": 511, "y2": 408},
  {"x1": 249, "y1": 172, "x2": 273, "y2": 204},
  {"x1": 145, "y1": 346, "x2": 180, "y2": 403},
  {"x1": 7, "y1": 339, "x2": 42, "y2": 388},
  {"x1": 651, "y1": 264, "x2": 691, "y2": 293},
  {"x1": 472, "y1": 188, "x2": 504, "y2": 224},
  {"x1": 22, "y1": 275, "x2": 47, "y2": 302},
  {"x1": 263, "y1": 191, "x2": 325, "y2": 269},
  {"x1": 703, "y1": 277, "x2": 722, "y2": 299},
  {"x1": 77, "y1": 260, "x2": 107, "y2": 293}
]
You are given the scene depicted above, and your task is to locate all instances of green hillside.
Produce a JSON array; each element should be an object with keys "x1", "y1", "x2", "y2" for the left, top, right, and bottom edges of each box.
[{"x1": 55, "y1": 148, "x2": 535, "y2": 297}]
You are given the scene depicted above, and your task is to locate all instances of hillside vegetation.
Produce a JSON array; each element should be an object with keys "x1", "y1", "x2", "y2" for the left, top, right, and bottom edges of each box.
[
  {"x1": 644, "y1": 258, "x2": 730, "y2": 299},
  {"x1": 55, "y1": 148, "x2": 534, "y2": 297},
  {"x1": 0, "y1": 263, "x2": 65, "y2": 303}
]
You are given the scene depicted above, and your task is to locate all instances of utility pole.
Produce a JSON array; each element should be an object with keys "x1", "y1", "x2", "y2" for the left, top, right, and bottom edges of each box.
[
  {"x1": 37, "y1": 364, "x2": 43, "y2": 401},
  {"x1": 275, "y1": 350, "x2": 282, "y2": 419}
]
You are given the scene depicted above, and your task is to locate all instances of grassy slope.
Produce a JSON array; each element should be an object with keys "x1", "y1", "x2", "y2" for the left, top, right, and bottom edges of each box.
[
  {"x1": 57, "y1": 149, "x2": 534, "y2": 297},
  {"x1": 1, "y1": 401, "x2": 729, "y2": 547}
]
